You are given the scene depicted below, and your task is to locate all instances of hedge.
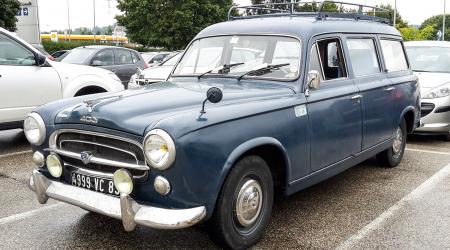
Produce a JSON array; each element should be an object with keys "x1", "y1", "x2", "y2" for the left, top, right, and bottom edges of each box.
[{"x1": 42, "y1": 40, "x2": 164, "y2": 54}]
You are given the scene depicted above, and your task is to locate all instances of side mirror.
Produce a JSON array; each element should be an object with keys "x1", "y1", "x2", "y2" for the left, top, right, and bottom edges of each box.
[
  {"x1": 308, "y1": 70, "x2": 320, "y2": 90},
  {"x1": 91, "y1": 60, "x2": 103, "y2": 66},
  {"x1": 36, "y1": 53, "x2": 47, "y2": 66},
  {"x1": 206, "y1": 87, "x2": 223, "y2": 104}
]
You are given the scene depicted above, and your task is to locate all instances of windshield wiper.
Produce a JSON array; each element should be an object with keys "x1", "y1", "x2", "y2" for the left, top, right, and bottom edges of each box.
[
  {"x1": 237, "y1": 63, "x2": 290, "y2": 81},
  {"x1": 197, "y1": 62, "x2": 245, "y2": 79}
]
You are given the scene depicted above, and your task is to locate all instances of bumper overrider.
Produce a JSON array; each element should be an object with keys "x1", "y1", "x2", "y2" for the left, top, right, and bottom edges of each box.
[{"x1": 28, "y1": 170, "x2": 206, "y2": 231}]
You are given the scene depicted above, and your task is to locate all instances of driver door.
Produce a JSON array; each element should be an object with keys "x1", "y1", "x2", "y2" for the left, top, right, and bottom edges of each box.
[{"x1": 0, "y1": 32, "x2": 61, "y2": 124}]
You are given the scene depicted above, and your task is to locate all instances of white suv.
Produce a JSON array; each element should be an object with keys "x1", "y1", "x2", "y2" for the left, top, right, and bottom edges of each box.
[{"x1": 0, "y1": 28, "x2": 124, "y2": 130}]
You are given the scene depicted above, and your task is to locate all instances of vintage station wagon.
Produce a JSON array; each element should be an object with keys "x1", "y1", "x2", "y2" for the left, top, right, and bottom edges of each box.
[{"x1": 26, "y1": 2, "x2": 420, "y2": 249}]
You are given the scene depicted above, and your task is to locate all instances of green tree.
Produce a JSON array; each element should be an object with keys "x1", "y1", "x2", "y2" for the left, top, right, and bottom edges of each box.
[
  {"x1": 374, "y1": 4, "x2": 407, "y2": 28},
  {"x1": 116, "y1": 0, "x2": 232, "y2": 50},
  {"x1": 0, "y1": 0, "x2": 21, "y2": 32},
  {"x1": 420, "y1": 15, "x2": 450, "y2": 40}
]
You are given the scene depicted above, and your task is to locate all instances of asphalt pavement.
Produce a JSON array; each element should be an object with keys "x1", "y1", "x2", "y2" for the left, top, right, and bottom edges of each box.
[{"x1": 0, "y1": 129, "x2": 449, "y2": 249}]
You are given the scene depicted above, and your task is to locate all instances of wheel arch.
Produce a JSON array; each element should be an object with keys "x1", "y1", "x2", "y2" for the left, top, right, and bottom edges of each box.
[
  {"x1": 399, "y1": 106, "x2": 417, "y2": 133},
  {"x1": 221, "y1": 137, "x2": 291, "y2": 195}
]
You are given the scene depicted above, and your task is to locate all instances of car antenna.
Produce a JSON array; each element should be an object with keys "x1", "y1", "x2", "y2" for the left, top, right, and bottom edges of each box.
[{"x1": 200, "y1": 87, "x2": 223, "y2": 114}]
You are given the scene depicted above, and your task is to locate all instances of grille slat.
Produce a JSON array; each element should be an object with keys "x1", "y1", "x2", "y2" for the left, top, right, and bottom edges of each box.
[{"x1": 50, "y1": 130, "x2": 148, "y2": 181}]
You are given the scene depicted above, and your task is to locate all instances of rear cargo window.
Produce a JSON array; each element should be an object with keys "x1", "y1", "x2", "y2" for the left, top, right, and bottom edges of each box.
[{"x1": 380, "y1": 40, "x2": 408, "y2": 72}]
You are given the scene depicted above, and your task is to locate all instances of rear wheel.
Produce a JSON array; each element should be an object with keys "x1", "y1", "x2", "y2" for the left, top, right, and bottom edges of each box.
[
  {"x1": 208, "y1": 156, "x2": 273, "y2": 250},
  {"x1": 377, "y1": 119, "x2": 407, "y2": 167}
]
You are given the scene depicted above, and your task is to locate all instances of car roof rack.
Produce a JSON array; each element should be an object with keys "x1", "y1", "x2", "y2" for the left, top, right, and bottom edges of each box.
[{"x1": 228, "y1": 1, "x2": 392, "y2": 25}]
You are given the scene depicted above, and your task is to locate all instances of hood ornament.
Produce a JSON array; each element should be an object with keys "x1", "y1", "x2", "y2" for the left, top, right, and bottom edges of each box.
[{"x1": 83, "y1": 94, "x2": 122, "y2": 112}]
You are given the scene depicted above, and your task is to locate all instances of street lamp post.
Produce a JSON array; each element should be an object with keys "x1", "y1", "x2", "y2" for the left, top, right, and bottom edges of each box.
[
  {"x1": 67, "y1": 0, "x2": 71, "y2": 41},
  {"x1": 393, "y1": 0, "x2": 397, "y2": 27},
  {"x1": 93, "y1": 0, "x2": 96, "y2": 43},
  {"x1": 444, "y1": 0, "x2": 447, "y2": 41}
]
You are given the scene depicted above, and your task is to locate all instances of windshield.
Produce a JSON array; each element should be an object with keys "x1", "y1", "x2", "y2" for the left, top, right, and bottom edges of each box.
[
  {"x1": 406, "y1": 46, "x2": 450, "y2": 73},
  {"x1": 173, "y1": 35, "x2": 301, "y2": 80},
  {"x1": 58, "y1": 48, "x2": 97, "y2": 64}
]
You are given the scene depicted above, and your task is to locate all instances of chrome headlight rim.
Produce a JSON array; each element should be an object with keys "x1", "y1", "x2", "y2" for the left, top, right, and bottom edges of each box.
[
  {"x1": 143, "y1": 129, "x2": 176, "y2": 170},
  {"x1": 24, "y1": 112, "x2": 46, "y2": 146}
]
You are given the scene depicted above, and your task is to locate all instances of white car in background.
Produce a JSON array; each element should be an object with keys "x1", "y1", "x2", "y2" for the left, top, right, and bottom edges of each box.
[
  {"x1": 128, "y1": 51, "x2": 183, "y2": 88},
  {"x1": 406, "y1": 41, "x2": 450, "y2": 139},
  {"x1": 0, "y1": 27, "x2": 124, "y2": 130}
]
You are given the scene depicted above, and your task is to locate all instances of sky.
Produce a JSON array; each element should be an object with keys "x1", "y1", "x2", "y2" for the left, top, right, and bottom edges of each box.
[{"x1": 38, "y1": 0, "x2": 449, "y2": 32}]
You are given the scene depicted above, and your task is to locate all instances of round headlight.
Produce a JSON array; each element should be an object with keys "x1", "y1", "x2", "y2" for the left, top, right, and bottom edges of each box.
[
  {"x1": 46, "y1": 154, "x2": 63, "y2": 178},
  {"x1": 24, "y1": 113, "x2": 46, "y2": 145},
  {"x1": 144, "y1": 129, "x2": 176, "y2": 170},
  {"x1": 113, "y1": 169, "x2": 133, "y2": 194}
]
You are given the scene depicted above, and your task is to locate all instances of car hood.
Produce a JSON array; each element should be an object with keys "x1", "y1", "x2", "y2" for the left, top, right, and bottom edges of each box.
[
  {"x1": 140, "y1": 66, "x2": 173, "y2": 80},
  {"x1": 53, "y1": 78, "x2": 295, "y2": 136},
  {"x1": 50, "y1": 61, "x2": 112, "y2": 79},
  {"x1": 414, "y1": 71, "x2": 450, "y2": 90}
]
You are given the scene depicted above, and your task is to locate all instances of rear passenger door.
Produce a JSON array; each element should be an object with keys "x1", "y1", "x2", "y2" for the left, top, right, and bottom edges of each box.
[
  {"x1": 114, "y1": 49, "x2": 136, "y2": 88},
  {"x1": 378, "y1": 37, "x2": 417, "y2": 131},
  {"x1": 306, "y1": 36, "x2": 362, "y2": 172},
  {"x1": 344, "y1": 36, "x2": 396, "y2": 149}
]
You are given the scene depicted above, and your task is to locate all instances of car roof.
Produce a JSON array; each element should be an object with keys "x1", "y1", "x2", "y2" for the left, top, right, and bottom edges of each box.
[
  {"x1": 405, "y1": 41, "x2": 450, "y2": 47},
  {"x1": 80, "y1": 45, "x2": 137, "y2": 51},
  {"x1": 196, "y1": 16, "x2": 400, "y2": 41}
]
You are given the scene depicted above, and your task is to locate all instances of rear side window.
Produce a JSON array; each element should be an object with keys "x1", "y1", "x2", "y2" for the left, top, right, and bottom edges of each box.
[
  {"x1": 114, "y1": 49, "x2": 133, "y2": 65},
  {"x1": 131, "y1": 52, "x2": 141, "y2": 63},
  {"x1": 347, "y1": 38, "x2": 380, "y2": 76},
  {"x1": 380, "y1": 40, "x2": 408, "y2": 72},
  {"x1": 92, "y1": 49, "x2": 114, "y2": 66}
]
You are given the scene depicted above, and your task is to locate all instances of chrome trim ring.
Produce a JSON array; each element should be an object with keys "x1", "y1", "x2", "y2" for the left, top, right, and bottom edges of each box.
[
  {"x1": 392, "y1": 126, "x2": 403, "y2": 155},
  {"x1": 143, "y1": 129, "x2": 176, "y2": 170},
  {"x1": 235, "y1": 179, "x2": 263, "y2": 227}
]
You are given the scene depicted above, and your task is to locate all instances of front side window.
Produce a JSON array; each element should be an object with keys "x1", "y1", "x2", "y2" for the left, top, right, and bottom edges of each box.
[
  {"x1": 347, "y1": 38, "x2": 380, "y2": 77},
  {"x1": 114, "y1": 49, "x2": 133, "y2": 65},
  {"x1": 406, "y1": 46, "x2": 450, "y2": 73},
  {"x1": 92, "y1": 49, "x2": 114, "y2": 66},
  {"x1": 380, "y1": 40, "x2": 408, "y2": 72},
  {"x1": 308, "y1": 38, "x2": 347, "y2": 81},
  {"x1": 0, "y1": 33, "x2": 35, "y2": 66},
  {"x1": 173, "y1": 35, "x2": 301, "y2": 80}
]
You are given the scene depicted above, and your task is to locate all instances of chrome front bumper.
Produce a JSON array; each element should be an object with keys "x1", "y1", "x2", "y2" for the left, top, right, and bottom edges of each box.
[{"x1": 28, "y1": 170, "x2": 206, "y2": 231}]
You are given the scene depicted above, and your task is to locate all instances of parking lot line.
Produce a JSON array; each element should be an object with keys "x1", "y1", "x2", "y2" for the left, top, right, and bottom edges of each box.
[
  {"x1": 0, "y1": 150, "x2": 32, "y2": 159},
  {"x1": 336, "y1": 163, "x2": 450, "y2": 250},
  {"x1": 0, "y1": 203, "x2": 63, "y2": 226},
  {"x1": 406, "y1": 148, "x2": 450, "y2": 155}
]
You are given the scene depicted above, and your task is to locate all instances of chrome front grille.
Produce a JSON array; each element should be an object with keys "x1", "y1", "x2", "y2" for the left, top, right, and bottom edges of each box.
[{"x1": 47, "y1": 130, "x2": 149, "y2": 180}]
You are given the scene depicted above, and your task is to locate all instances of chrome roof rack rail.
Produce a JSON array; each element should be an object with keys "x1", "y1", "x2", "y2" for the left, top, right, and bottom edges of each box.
[{"x1": 228, "y1": 1, "x2": 392, "y2": 25}]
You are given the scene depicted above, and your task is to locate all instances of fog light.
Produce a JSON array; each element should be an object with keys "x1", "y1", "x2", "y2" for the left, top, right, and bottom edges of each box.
[
  {"x1": 46, "y1": 154, "x2": 62, "y2": 178},
  {"x1": 113, "y1": 169, "x2": 133, "y2": 194},
  {"x1": 33, "y1": 151, "x2": 45, "y2": 168},
  {"x1": 154, "y1": 176, "x2": 171, "y2": 195}
]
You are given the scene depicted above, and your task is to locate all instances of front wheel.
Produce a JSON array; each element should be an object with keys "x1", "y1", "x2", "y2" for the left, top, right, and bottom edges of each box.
[
  {"x1": 377, "y1": 119, "x2": 407, "y2": 167},
  {"x1": 208, "y1": 156, "x2": 273, "y2": 250}
]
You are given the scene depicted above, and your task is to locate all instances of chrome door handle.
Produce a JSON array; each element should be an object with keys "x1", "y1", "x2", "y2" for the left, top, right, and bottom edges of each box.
[
  {"x1": 384, "y1": 87, "x2": 395, "y2": 92},
  {"x1": 350, "y1": 94, "x2": 363, "y2": 100}
]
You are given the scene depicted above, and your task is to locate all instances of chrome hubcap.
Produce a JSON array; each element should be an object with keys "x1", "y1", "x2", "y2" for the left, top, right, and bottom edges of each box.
[
  {"x1": 235, "y1": 179, "x2": 263, "y2": 227},
  {"x1": 392, "y1": 126, "x2": 403, "y2": 155}
]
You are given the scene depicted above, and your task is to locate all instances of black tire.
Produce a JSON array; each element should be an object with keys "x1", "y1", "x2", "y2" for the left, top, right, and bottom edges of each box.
[
  {"x1": 208, "y1": 156, "x2": 273, "y2": 250},
  {"x1": 442, "y1": 133, "x2": 450, "y2": 141},
  {"x1": 377, "y1": 119, "x2": 407, "y2": 167}
]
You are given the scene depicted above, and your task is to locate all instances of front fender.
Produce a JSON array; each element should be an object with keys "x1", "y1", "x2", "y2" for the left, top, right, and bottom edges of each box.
[{"x1": 220, "y1": 136, "x2": 291, "y2": 187}]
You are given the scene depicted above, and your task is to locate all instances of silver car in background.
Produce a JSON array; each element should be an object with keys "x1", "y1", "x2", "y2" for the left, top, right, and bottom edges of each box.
[{"x1": 406, "y1": 41, "x2": 450, "y2": 139}]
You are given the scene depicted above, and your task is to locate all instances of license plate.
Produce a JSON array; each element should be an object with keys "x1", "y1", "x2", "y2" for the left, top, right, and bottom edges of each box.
[{"x1": 71, "y1": 172, "x2": 119, "y2": 196}]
